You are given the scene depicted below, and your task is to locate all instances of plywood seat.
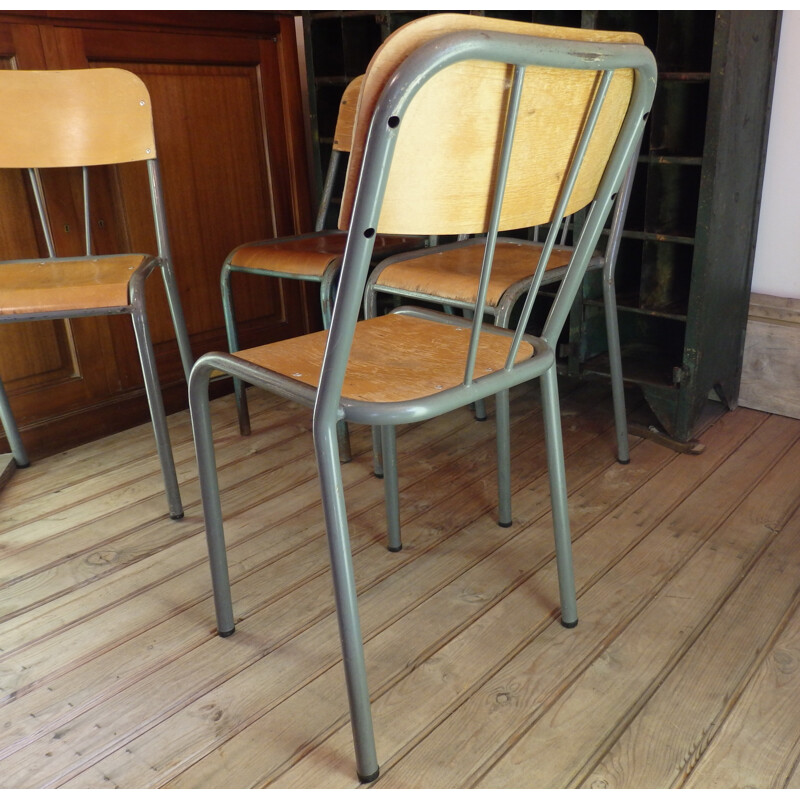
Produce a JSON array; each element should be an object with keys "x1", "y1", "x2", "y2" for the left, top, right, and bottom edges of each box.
[
  {"x1": 236, "y1": 312, "x2": 535, "y2": 407},
  {"x1": 228, "y1": 233, "x2": 424, "y2": 280},
  {"x1": 0, "y1": 254, "x2": 152, "y2": 315},
  {"x1": 372, "y1": 239, "x2": 582, "y2": 307}
]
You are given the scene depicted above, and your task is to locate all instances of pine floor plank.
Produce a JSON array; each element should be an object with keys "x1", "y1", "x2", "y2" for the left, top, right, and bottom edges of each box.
[
  {"x1": 577, "y1": 437, "x2": 800, "y2": 788},
  {"x1": 1, "y1": 380, "x2": 798, "y2": 790},
  {"x1": 477, "y1": 423, "x2": 800, "y2": 788},
  {"x1": 683, "y1": 543, "x2": 800, "y2": 789}
]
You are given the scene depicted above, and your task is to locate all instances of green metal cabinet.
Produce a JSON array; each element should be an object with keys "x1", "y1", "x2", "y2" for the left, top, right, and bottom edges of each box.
[{"x1": 302, "y1": 10, "x2": 781, "y2": 442}]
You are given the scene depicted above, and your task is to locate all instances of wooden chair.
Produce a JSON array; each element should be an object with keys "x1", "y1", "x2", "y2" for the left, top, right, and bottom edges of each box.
[
  {"x1": 189, "y1": 13, "x2": 656, "y2": 781},
  {"x1": 364, "y1": 158, "x2": 638, "y2": 464},
  {"x1": 219, "y1": 74, "x2": 425, "y2": 459},
  {"x1": 0, "y1": 68, "x2": 193, "y2": 519}
]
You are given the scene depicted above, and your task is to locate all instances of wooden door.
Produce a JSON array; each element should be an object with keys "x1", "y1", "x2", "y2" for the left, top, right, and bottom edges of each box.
[{"x1": 0, "y1": 13, "x2": 314, "y2": 456}]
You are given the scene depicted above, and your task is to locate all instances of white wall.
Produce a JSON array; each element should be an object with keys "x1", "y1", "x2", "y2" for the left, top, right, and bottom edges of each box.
[{"x1": 750, "y1": 10, "x2": 800, "y2": 299}]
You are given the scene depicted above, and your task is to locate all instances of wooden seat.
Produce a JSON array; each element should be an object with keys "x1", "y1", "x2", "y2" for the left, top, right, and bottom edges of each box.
[
  {"x1": 0, "y1": 68, "x2": 193, "y2": 519},
  {"x1": 236, "y1": 313, "x2": 535, "y2": 404},
  {"x1": 220, "y1": 75, "x2": 426, "y2": 457},
  {"x1": 189, "y1": 12, "x2": 656, "y2": 782}
]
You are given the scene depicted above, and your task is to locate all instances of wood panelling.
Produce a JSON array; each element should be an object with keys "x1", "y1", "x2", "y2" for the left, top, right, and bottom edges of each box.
[{"x1": 0, "y1": 12, "x2": 314, "y2": 457}]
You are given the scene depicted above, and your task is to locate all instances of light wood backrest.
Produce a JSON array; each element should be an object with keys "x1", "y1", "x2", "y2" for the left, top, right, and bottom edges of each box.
[
  {"x1": 332, "y1": 75, "x2": 364, "y2": 153},
  {"x1": 339, "y1": 14, "x2": 643, "y2": 235},
  {"x1": 0, "y1": 68, "x2": 157, "y2": 169}
]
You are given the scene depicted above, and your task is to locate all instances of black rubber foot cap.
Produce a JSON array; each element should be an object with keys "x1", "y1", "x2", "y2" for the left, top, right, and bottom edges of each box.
[
  {"x1": 388, "y1": 544, "x2": 403, "y2": 553},
  {"x1": 358, "y1": 768, "x2": 380, "y2": 784},
  {"x1": 498, "y1": 520, "x2": 512, "y2": 528},
  {"x1": 16, "y1": 461, "x2": 31, "y2": 469},
  {"x1": 561, "y1": 618, "x2": 578, "y2": 629},
  {"x1": 219, "y1": 627, "x2": 236, "y2": 638},
  {"x1": 170, "y1": 511, "x2": 185, "y2": 520},
  {"x1": 618, "y1": 458, "x2": 631, "y2": 465},
  {"x1": 374, "y1": 472, "x2": 384, "y2": 480}
]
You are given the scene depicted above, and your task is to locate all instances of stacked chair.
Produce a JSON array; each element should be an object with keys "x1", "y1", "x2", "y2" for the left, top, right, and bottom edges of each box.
[
  {"x1": 0, "y1": 68, "x2": 193, "y2": 519},
  {"x1": 189, "y1": 13, "x2": 656, "y2": 782}
]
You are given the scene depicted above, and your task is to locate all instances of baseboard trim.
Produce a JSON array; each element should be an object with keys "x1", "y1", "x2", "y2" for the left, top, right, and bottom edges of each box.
[{"x1": 739, "y1": 292, "x2": 800, "y2": 419}]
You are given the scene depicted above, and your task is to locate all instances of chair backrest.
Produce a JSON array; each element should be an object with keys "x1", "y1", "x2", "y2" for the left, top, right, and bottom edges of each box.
[
  {"x1": 332, "y1": 75, "x2": 364, "y2": 155},
  {"x1": 0, "y1": 68, "x2": 166, "y2": 259},
  {"x1": 340, "y1": 15, "x2": 646, "y2": 236},
  {"x1": 315, "y1": 74, "x2": 364, "y2": 231},
  {"x1": 317, "y1": 14, "x2": 655, "y2": 421},
  {"x1": 0, "y1": 68, "x2": 156, "y2": 169}
]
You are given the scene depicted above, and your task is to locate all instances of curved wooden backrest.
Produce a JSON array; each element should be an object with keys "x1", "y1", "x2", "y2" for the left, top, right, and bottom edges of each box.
[
  {"x1": 0, "y1": 68, "x2": 157, "y2": 169},
  {"x1": 339, "y1": 14, "x2": 643, "y2": 235},
  {"x1": 332, "y1": 75, "x2": 364, "y2": 154}
]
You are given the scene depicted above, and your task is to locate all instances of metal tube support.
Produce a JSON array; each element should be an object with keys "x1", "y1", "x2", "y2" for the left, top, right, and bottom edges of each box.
[
  {"x1": 496, "y1": 388, "x2": 512, "y2": 527},
  {"x1": 314, "y1": 416, "x2": 380, "y2": 783},
  {"x1": 220, "y1": 264, "x2": 252, "y2": 436},
  {"x1": 0, "y1": 378, "x2": 29, "y2": 467},
  {"x1": 130, "y1": 302, "x2": 183, "y2": 520},
  {"x1": 601, "y1": 155, "x2": 639, "y2": 465},
  {"x1": 603, "y1": 275, "x2": 629, "y2": 464},
  {"x1": 82, "y1": 166, "x2": 92, "y2": 256},
  {"x1": 189, "y1": 358, "x2": 235, "y2": 636},
  {"x1": 381, "y1": 424, "x2": 402, "y2": 551},
  {"x1": 148, "y1": 159, "x2": 194, "y2": 383},
  {"x1": 540, "y1": 365, "x2": 577, "y2": 627}
]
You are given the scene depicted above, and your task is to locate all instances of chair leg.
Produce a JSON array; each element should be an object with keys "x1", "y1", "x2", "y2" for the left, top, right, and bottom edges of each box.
[
  {"x1": 314, "y1": 417, "x2": 380, "y2": 783},
  {"x1": 160, "y1": 260, "x2": 194, "y2": 384},
  {"x1": 371, "y1": 426, "x2": 384, "y2": 478},
  {"x1": 540, "y1": 365, "x2": 578, "y2": 628},
  {"x1": 381, "y1": 424, "x2": 402, "y2": 551},
  {"x1": 189, "y1": 359, "x2": 236, "y2": 636},
  {"x1": 321, "y1": 271, "x2": 352, "y2": 464},
  {"x1": 460, "y1": 308, "x2": 487, "y2": 422},
  {"x1": 221, "y1": 264, "x2": 252, "y2": 437},
  {"x1": 603, "y1": 270, "x2": 630, "y2": 464},
  {"x1": 496, "y1": 389, "x2": 512, "y2": 527},
  {"x1": 0, "y1": 377, "x2": 29, "y2": 468},
  {"x1": 131, "y1": 308, "x2": 183, "y2": 520}
]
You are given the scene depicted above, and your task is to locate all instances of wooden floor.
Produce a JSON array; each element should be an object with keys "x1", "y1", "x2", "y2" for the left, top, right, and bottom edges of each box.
[{"x1": 1, "y1": 377, "x2": 800, "y2": 789}]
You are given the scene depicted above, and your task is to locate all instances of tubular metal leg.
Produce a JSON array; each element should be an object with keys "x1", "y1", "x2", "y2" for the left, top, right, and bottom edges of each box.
[
  {"x1": 314, "y1": 416, "x2": 380, "y2": 783},
  {"x1": 189, "y1": 359, "x2": 235, "y2": 636},
  {"x1": 321, "y1": 271, "x2": 353, "y2": 464},
  {"x1": 381, "y1": 424, "x2": 402, "y2": 551},
  {"x1": 603, "y1": 269, "x2": 630, "y2": 464},
  {"x1": 221, "y1": 264, "x2": 252, "y2": 437},
  {"x1": 495, "y1": 389, "x2": 512, "y2": 527},
  {"x1": 371, "y1": 426, "x2": 384, "y2": 478},
  {"x1": 161, "y1": 262, "x2": 194, "y2": 383},
  {"x1": 460, "y1": 308, "x2": 487, "y2": 422},
  {"x1": 131, "y1": 308, "x2": 183, "y2": 520},
  {"x1": 0, "y1": 377, "x2": 29, "y2": 468},
  {"x1": 540, "y1": 365, "x2": 578, "y2": 628}
]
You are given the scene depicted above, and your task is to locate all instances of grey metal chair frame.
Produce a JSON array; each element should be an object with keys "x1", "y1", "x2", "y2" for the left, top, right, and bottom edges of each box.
[
  {"x1": 190, "y1": 23, "x2": 655, "y2": 783},
  {"x1": 0, "y1": 69, "x2": 193, "y2": 519}
]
